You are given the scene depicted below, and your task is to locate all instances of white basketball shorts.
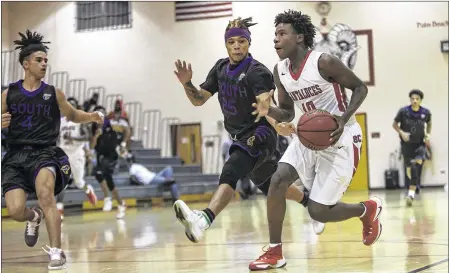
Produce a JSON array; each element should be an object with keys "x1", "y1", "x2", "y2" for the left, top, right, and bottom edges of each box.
[
  {"x1": 279, "y1": 122, "x2": 362, "y2": 205},
  {"x1": 65, "y1": 149, "x2": 86, "y2": 189}
]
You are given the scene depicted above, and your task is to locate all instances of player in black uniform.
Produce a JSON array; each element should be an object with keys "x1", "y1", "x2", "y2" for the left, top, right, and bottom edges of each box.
[
  {"x1": 172, "y1": 17, "x2": 308, "y2": 243},
  {"x1": 1, "y1": 30, "x2": 103, "y2": 270},
  {"x1": 393, "y1": 89, "x2": 431, "y2": 206},
  {"x1": 90, "y1": 109, "x2": 128, "y2": 219}
]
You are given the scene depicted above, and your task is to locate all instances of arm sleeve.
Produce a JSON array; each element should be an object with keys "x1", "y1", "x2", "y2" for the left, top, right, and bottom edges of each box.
[
  {"x1": 246, "y1": 67, "x2": 276, "y2": 96},
  {"x1": 426, "y1": 110, "x2": 432, "y2": 123}
]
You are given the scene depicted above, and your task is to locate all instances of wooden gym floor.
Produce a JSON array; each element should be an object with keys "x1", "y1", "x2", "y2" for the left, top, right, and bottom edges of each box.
[{"x1": 1, "y1": 189, "x2": 448, "y2": 273}]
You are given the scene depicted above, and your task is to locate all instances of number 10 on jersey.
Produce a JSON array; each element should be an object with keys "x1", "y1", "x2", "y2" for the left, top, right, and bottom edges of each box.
[{"x1": 301, "y1": 101, "x2": 316, "y2": 112}]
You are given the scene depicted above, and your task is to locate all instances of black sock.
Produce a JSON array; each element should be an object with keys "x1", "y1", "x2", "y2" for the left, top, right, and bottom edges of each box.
[
  {"x1": 202, "y1": 208, "x2": 215, "y2": 224},
  {"x1": 300, "y1": 192, "x2": 309, "y2": 207}
]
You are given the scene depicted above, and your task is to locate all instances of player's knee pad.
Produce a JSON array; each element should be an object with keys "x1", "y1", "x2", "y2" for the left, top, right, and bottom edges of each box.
[
  {"x1": 104, "y1": 174, "x2": 115, "y2": 191},
  {"x1": 219, "y1": 150, "x2": 254, "y2": 190},
  {"x1": 219, "y1": 162, "x2": 241, "y2": 190}
]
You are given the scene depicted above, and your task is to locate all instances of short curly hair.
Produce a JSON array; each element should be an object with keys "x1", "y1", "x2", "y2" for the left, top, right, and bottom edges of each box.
[
  {"x1": 274, "y1": 10, "x2": 316, "y2": 49},
  {"x1": 409, "y1": 89, "x2": 424, "y2": 100}
]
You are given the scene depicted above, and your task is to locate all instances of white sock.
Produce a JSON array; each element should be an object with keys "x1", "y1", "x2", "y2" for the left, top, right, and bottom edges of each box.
[
  {"x1": 359, "y1": 203, "x2": 367, "y2": 218},
  {"x1": 269, "y1": 243, "x2": 281, "y2": 248},
  {"x1": 408, "y1": 189, "x2": 415, "y2": 198},
  {"x1": 31, "y1": 210, "x2": 39, "y2": 222}
]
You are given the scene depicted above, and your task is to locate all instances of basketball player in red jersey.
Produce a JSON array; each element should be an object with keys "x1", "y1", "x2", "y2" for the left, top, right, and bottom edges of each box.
[{"x1": 249, "y1": 10, "x2": 383, "y2": 270}]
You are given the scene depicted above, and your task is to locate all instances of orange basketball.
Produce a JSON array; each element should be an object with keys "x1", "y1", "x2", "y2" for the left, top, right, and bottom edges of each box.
[{"x1": 297, "y1": 109, "x2": 338, "y2": 151}]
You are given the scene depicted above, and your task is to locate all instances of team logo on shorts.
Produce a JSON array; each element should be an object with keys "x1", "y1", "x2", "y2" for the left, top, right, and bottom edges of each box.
[
  {"x1": 247, "y1": 136, "x2": 255, "y2": 147},
  {"x1": 43, "y1": 93, "x2": 52, "y2": 100},
  {"x1": 61, "y1": 164, "x2": 71, "y2": 175}
]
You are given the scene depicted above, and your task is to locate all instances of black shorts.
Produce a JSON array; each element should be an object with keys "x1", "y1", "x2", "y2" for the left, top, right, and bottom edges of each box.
[
  {"x1": 229, "y1": 125, "x2": 279, "y2": 193},
  {"x1": 94, "y1": 154, "x2": 118, "y2": 180},
  {"x1": 401, "y1": 142, "x2": 427, "y2": 166},
  {"x1": 1, "y1": 146, "x2": 72, "y2": 197}
]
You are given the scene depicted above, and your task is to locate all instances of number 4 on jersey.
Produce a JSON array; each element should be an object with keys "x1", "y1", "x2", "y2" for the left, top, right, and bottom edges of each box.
[{"x1": 20, "y1": 115, "x2": 33, "y2": 130}]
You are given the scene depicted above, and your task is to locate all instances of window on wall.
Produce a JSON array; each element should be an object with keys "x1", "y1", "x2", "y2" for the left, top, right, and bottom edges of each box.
[{"x1": 75, "y1": 1, "x2": 132, "y2": 32}]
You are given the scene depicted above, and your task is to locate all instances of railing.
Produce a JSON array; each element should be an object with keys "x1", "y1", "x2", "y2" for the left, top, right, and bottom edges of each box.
[
  {"x1": 124, "y1": 102, "x2": 142, "y2": 140},
  {"x1": 66, "y1": 78, "x2": 87, "y2": 103},
  {"x1": 105, "y1": 93, "x2": 123, "y2": 113},
  {"x1": 160, "y1": 117, "x2": 181, "y2": 157},
  {"x1": 1, "y1": 50, "x2": 20, "y2": 86},
  {"x1": 140, "y1": 109, "x2": 162, "y2": 149},
  {"x1": 51, "y1": 71, "x2": 69, "y2": 91},
  {"x1": 202, "y1": 134, "x2": 222, "y2": 174}
]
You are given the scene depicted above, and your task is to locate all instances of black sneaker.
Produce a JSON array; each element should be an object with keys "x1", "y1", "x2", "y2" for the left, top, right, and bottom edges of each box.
[{"x1": 24, "y1": 207, "x2": 43, "y2": 247}]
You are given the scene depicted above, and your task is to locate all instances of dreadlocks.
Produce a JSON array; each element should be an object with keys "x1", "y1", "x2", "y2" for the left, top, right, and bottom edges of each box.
[
  {"x1": 274, "y1": 10, "x2": 316, "y2": 49},
  {"x1": 225, "y1": 17, "x2": 258, "y2": 31},
  {"x1": 13, "y1": 30, "x2": 50, "y2": 66}
]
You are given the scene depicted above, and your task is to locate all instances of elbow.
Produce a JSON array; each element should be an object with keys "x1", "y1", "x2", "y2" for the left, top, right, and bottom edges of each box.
[
  {"x1": 359, "y1": 84, "x2": 368, "y2": 96},
  {"x1": 192, "y1": 101, "x2": 205, "y2": 107},
  {"x1": 392, "y1": 122, "x2": 399, "y2": 131},
  {"x1": 352, "y1": 83, "x2": 368, "y2": 98}
]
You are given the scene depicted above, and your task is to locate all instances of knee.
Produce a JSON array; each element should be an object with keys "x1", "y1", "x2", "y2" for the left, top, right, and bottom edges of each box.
[
  {"x1": 37, "y1": 187, "x2": 54, "y2": 207},
  {"x1": 7, "y1": 204, "x2": 26, "y2": 221},
  {"x1": 219, "y1": 163, "x2": 240, "y2": 190},
  {"x1": 268, "y1": 173, "x2": 289, "y2": 195},
  {"x1": 308, "y1": 201, "x2": 330, "y2": 223}
]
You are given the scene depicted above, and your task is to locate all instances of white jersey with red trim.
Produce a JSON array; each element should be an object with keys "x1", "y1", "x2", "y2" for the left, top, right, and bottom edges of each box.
[
  {"x1": 59, "y1": 117, "x2": 86, "y2": 154},
  {"x1": 276, "y1": 50, "x2": 356, "y2": 125}
]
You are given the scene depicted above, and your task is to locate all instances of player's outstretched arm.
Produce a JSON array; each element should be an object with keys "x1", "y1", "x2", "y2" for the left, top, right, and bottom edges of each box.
[
  {"x1": 174, "y1": 60, "x2": 212, "y2": 106},
  {"x1": 56, "y1": 89, "x2": 104, "y2": 124},
  {"x1": 318, "y1": 53, "x2": 368, "y2": 124},
  {"x1": 267, "y1": 64, "x2": 295, "y2": 122}
]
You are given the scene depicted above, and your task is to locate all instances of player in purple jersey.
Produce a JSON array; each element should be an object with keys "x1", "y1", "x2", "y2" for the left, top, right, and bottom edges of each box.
[{"x1": 1, "y1": 30, "x2": 103, "y2": 270}]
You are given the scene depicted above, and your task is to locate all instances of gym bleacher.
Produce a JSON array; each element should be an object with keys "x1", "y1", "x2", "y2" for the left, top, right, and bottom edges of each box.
[{"x1": 1, "y1": 51, "x2": 222, "y2": 216}]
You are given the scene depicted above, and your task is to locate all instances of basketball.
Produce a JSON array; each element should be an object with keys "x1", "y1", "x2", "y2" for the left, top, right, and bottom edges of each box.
[{"x1": 297, "y1": 109, "x2": 338, "y2": 151}]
